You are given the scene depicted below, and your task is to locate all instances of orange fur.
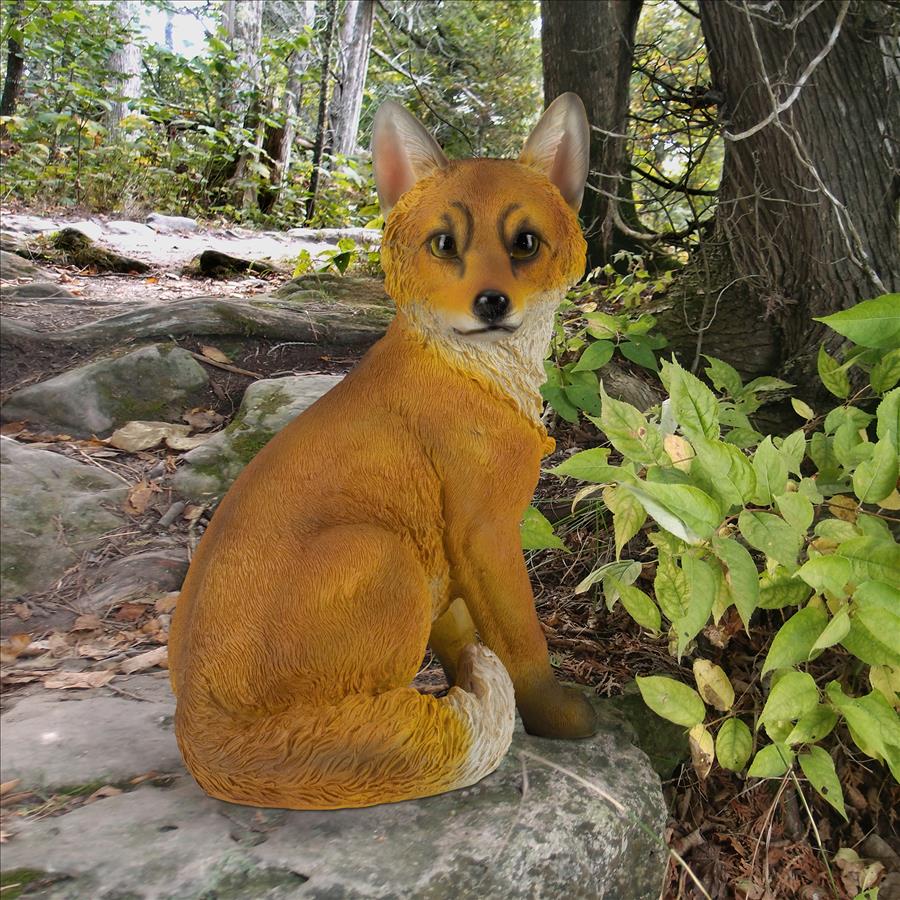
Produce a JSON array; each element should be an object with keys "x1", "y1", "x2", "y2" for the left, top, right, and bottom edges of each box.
[{"x1": 170, "y1": 98, "x2": 596, "y2": 810}]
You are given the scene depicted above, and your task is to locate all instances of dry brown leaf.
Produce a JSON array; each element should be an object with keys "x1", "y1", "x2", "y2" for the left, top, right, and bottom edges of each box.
[
  {"x1": 46, "y1": 632, "x2": 72, "y2": 656},
  {"x1": 0, "y1": 633, "x2": 31, "y2": 663},
  {"x1": 183, "y1": 504, "x2": 205, "y2": 524},
  {"x1": 111, "y1": 421, "x2": 191, "y2": 453},
  {"x1": 199, "y1": 344, "x2": 231, "y2": 363},
  {"x1": 145, "y1": 276, "x2": 159, "y2": 284},
  {"x1": 0, "y1": 779, "x2": 21, "y2": 798},
  {"x1": 71, "y1": 614, "x2": 103, "y2": 632},
  {"x1": 43, "y1": 670, "x2": 115, "y2": 690},
  {"x1": 125, "y1": 479, "x2": 162, "y2": 516},
  {"x1": 85, "y1": 785, "x2": 123, "y2": 804},
  {"x1": 140, "y1": 617, "x2": 162, "y2": 635},
  {"x1": 155, "y1": 593, "x2": 178, "y2": 614},
  {"x1": 114, "y1": 602, "x2": 147, "y2": 623},
  {"x1": 11, "y1": 602, "x2": 31, "y2": 621},
  {"x1": 0, "y1": 421, "x2": 26, "y2": 436},
  {"x1": 119, "y1": 646, "x2": 168, "y2": 674},
  {"x1": 182, "y1": 407, "x2": 225, "y2": 431}
]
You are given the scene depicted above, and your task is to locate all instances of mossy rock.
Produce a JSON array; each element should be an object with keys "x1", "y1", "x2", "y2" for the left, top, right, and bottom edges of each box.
[
  {"x1": 172, "y1": 374, "x2": 344, "y2": 502},
  {"x1": 1, "y1": 344, "x2": 209, "y2": 438},
  {"x1": 274, "y1": 272, "x2": 394, "y2": 311}
]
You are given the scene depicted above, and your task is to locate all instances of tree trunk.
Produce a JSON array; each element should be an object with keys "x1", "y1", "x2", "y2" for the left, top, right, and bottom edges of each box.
[
  {"x1": 304, "y1": 0, "x2": 339, "y2": 225},
  {"x1": 0, "y1": 0, "x2": 25, "y2": 135},
  {"x1": 107, "y1": 0, "x2": 143, "y2": 133},
  {"x1": 661, "y1": 0, "x2": 900, "y2": 402},
  {"x1": 224, "y1": 0, "x2": 265, "y2": 209},
  {"x1": 540, "y1": 0, "x2": 645, "y2": 270},
  {"x1": 258, "y1": 0, "x2": 317, "y2": 214},
  {"x1": 329, "y1": 0, "x2": 375, "y2": 157}
]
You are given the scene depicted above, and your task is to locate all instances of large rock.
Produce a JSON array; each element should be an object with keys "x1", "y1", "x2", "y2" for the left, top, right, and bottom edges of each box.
[
  {"x1": 1, "y1": 280, "x2": 79, "y2": 303},
  {"x1": 173, "y1": 374, "x2": 342, "y2": 501},
  {"x1": 1, "y1": 343, "x2": 209, "y2": 437},
  {"x1": 0, "y1": 437, "x2": 128, "y2": 598},
  {"x1": 147, "y1": 212, "x2": 199, "y2": 233},
  {"x1": 0, "y1": 680, "x2": 667, "y2": 899},
  {"x1": 0, "y1": 249, "x2": 42, "y2": 280}
]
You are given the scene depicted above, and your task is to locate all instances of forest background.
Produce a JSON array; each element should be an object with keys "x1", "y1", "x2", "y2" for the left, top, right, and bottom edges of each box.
[{"x1": 0, "y1": 1, "x2": 898, "y2": 898}]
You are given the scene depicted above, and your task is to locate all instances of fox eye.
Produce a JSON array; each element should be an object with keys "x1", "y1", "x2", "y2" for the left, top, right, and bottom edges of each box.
[
  {"x1": 510, "y1": 231, "x2": 539, "y2": 259},
  {"x1": 430, "y1": 234, "x2": 458, "y2": 258}
]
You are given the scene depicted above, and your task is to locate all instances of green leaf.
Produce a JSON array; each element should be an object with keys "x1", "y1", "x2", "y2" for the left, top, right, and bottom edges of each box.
[
  {"x1": 870, "y1": 348, "x2": 900, "y2": 393},
  {"x1": 814, "y1": 519, "x2": 858, "y2": 543},
  {"x1": 836, "y1": 536, "x2": 900, "y2": 585},
  {"x1": 739, "y1": 510, "x2": 803, "y2": 569},
  {"x1": 779, "y1": 430, "x2": 807, "y2": 476},
  {"x1": 675, "y1": 556, "x2": 717, "y2": 658},
  {"x1": 593, "y1": 384, "x2": 666, "y2": 466},
  {"x1": 752, "y1": 437, "x2": 790, "y2": 505},
  {"x1": 857, "y1": 513, "x2": 894, "y2": 542},
  {"x1": 585, "y1": 311, "x2": 622, "y2": 339},
  {"x1": 817, "y1": 345, "x2": 850, "y2": 399},
  {"x1": 711, "y1": 536, "x2": 760, "y2": 629},
  {"x1": 761, "y1": 607, "x2": 829, "y2": 675},
  {"x1": 775, "y1": 492, "x2": 814, "y2": 534},
  {"x1": 742, "y1": 376, "x2": 794, "y2": 394},
  {"x1": 811, "y1": 607, "x2": 851, "y2": 651},
  {"x1": 747, "y1": 742, "x2": 794, "y2": 777},
  {"x1": 636, "y1": 675, "x2": 706, "y2": 727},
  {"x1": 715, "y1": 718, "x2": 753, "y2": 771},
  {"x1": 825, "y1": 682, "x2": 900, "y2": 763},
  {"x1": 796, "y1": 554, "x2": 853, "y2": 599},
  {"x1": 759, "y1": 573, "x2": 814, "y2": 609},
  {"x1": 619, "y1": 338, "x2": 658, "y2": 372},
  {"x1": 842, "y1": 582, "x2": 900, "y2": 667},
  {"x1": 787, "y1": 704, "x2": 838, "y2": 745},
  {"x1": 564, "y1": 371, "x2": 602, "y2": 416},
  {"x1": 660, "y1": 359, "x2": 720, "y2": 441},
  {"x1": 852, "y1": 439, "x2": 899, "y2": 504},
  {"x1": 814, "y1": 294, "x2": 900, "y2": 350},
  {"x1": 791, "y1": 398, "x2": 816, "y2": 420},
  {"x1": 654, "y1": 553, "x2": 689, "y2": 621},
  {"x1": 604, "y1": 484, "x2": 646, "y2": 558},
  {"x1": 704, "y1": 356, "x2": 743, "y2": 397},
  {"x1": 691, "y1": 437, "x2": 756, "y2": 508},
  {"x1": 550, "y1": 447, "x2": 614, "y2": 482},
  {"x1": 760, "y1": 671, "x2": 820, "y2": 726},
  {"x1": 540, "y1": 384, "x2": 580, "y2": 423},
  {"x1": 624, "y1": 481, "x2": 722, "y2": 545},
  {"x1": 617, "y1": 583, "x2": 661, "y2": 633},
  {"x1": 599, "y1": 562, "x2": 643, "y2": 608},
  {"x1": 572, "y1": 340, "x2": 615, "y2": 372},
  {"x1": 876, "y1": 388, "x2": 899, "y2": 449},
  {"x1": 798, "y1": 746, "x2": 847, "y2": 820},
  {"x1": 520, "y1": 506, "x2": 566, "y2": 551},
  {"x1": 576, "y1": 558, "x2": 641, "y2": 596}
]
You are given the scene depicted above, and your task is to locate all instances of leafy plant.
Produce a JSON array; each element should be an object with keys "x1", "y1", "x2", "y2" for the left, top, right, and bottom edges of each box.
[{"x1": 539, "y1": 294, "x2": 900, "y2": 815}]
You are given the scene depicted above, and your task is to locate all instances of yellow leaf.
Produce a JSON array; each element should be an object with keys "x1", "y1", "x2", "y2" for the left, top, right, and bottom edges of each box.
[{"x1": 693, "y1": 658, "x2": 735, "y2": 711}]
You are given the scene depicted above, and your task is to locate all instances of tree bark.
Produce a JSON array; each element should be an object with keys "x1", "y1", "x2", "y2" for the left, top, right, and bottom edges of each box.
[
  {"x1": 107, "y1": 0, "x2": 143, "y2": 133},
  {"x1": 540, "y1": 0, "x2": 645, "y2": 270},
  {"x1": 0, "y1": 0, "x2": 25, "y2": 135},
  {"x1": 304, "y1": 0, "x2": 339, "y2": 224},
  {"x1": 661, "y1": 0, "x2": 900, "y2": 402},
  {"x1": 329, "y1": 0, "x2": 375, "y2": 156}
]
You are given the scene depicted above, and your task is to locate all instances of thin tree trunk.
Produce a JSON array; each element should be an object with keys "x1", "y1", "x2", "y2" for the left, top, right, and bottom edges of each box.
[
  {"x1": 304, "y1": 0, "x2": 338, "y2": 225},
  {"x1": 329, "y1": 0, "x2": 375, "y2": 156},
  {"x1": 107, "y1": 0, "x2": 143, "y2": 133},
  {"x1": 661, "y1": 0, "x2": 899, "y2": 402},
  {"x1": 0, "y1": 0, "x2": 24, "y2": 138},
  {"x1": 540, "y1": 0, "x2": 645, "y2": 270}
]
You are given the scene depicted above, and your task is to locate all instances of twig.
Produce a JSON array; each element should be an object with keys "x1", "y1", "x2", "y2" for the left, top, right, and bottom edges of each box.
[{"x1": 186, "y1": 350, "x2": 262, "y2": 379}]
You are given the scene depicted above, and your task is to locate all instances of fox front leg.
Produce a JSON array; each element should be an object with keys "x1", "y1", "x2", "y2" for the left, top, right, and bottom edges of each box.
[{"x1": 448, "y1": 522, "x2": 597, "y2": 740}]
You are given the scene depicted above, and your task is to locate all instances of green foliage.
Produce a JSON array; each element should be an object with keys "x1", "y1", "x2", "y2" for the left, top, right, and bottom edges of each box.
[{"x1": 539, "y1": 294, "x2": 900, "y2": 814}]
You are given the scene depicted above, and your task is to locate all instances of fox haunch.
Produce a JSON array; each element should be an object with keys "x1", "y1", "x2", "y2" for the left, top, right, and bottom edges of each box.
[{"x1": 169, "y1": 93, "x2": 596, "y2": 810}]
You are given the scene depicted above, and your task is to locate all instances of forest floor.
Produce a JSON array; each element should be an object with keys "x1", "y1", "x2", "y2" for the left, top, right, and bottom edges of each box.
[{"x1": 1, "y1": 212, "x2": 895, "y2": 900}]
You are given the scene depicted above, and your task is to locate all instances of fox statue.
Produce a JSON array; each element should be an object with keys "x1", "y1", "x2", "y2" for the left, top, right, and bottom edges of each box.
[{"x1": 169, "y1": 93, "x2": 597, "y2": 810}]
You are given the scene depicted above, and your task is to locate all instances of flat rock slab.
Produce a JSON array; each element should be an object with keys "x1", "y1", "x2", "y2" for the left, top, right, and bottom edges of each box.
[
  {"x1": 0, "y1": 249, "x2": 43, "y2": 280},
  {"x1": 1, "y1": 680, "x2": 666, "y2": 899},
  {"x1": 0, "y1": 437, "x2": 128, "y2": 599},
  {"x1": 173, "y1": 374, "x2": 343, "y2": 502},
  {"x1": 1, "y1": 343, "x2": 209, "y2": 437}
]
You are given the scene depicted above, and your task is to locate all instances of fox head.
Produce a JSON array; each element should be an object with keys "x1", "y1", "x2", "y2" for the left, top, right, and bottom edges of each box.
[{"x1": 373, "y1": 95, "x2": 589, "y2": 345}]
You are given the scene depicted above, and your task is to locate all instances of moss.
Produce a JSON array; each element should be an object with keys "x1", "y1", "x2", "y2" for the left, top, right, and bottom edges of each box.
[
  {"x1": 227, "y1": 428, "x2": 275, "y2": 463},
  {"x1": 0, "y1": 869, "x2": 61, "y2": 899}
]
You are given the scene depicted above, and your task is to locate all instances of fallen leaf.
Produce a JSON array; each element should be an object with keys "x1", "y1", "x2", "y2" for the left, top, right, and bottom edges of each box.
[
  {"x1": 182, "y1": 408, "x2": 225, "y2": 431},
  {"x1": 199, "y1": 344, "x2": 231, "y2": 363},
  {"x1": 114, "y1": 602, "x2": 147, "y2": 623},
  {"x1": 0, "y1": 830, "x2": 11, "y2": 843},
  {"x1": 43, "y1": 670, "x2": 115, "y2": 690},
  {"x1": 165, "y1": 433, "x2": 212, "y2": 451},
  {"x1": 11, "y1": 603, "x2": 31, "y2": 621},
  {"x1": 85, "y1": 785, "x2": 123, "y2": 804},
  {"x1": 71, "y1": 614, "x2": 103, "y2": 632},
  {"x1": 155, "y1": 593, "x2": 178, "y2": 614},
  {"x1": 119, "y1": 646, "x2": 168, "y2": 674},
  {"x1": 111, "y1": 421, "x2": 191, "y2": 453},
  {"x1": 140, "y1": 617, "x2": 162, "y2": 635},
  {"x1": 46, "y1": 632, "x2": 71, "y2": 656},
  {"x1": 183, "y1": 504, "x2": 205, "y2": 524},
  {"x1": 0, "y1": 421, "x2": 26, "y2": 436},
  {"x1": 144, "y1": 276, "x2": 159, "y2": 284},
  {"x1": 125, "y1": 479, "x2": 162, "y2": 516},
  {"x1": 0, "y1": 633, "x2": 31, "y2": 663},
  {"x1": 0, "y1": 779, "x2": 21, "y2": 798}
]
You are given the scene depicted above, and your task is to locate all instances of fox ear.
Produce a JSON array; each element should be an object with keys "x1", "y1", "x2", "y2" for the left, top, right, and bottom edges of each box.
[
  {"x1": 519, "y1": 93, "x2": 590, "y2": 211},
  {"x1": 372, "y1": 101, "x2": 449, "y2": 217}
]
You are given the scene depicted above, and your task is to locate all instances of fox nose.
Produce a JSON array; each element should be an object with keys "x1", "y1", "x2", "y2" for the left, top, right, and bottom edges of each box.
[{"x1": 472, "y1": 290, "x2": 510, "y2": 323}]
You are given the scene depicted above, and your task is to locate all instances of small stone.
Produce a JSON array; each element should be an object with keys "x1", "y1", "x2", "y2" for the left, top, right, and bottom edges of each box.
[
  {"x1": 173, "y1": 374, "x2": 342, "y2": 501},
  {"x1": 104, "y1": 220, "x2": 156, "y2": 237},
  {"x1": 1, "y1": 344, "x2": 210, "y2": 437},
  {"x1": 0, "y1": 437, "x2": 128, "y2": 598},
  {"x1": 147, "y1": 212, "x2": 199, "y2": 233},
  {"x1": 1, "y1": 281, "x2": 79, "y2": 303}
]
